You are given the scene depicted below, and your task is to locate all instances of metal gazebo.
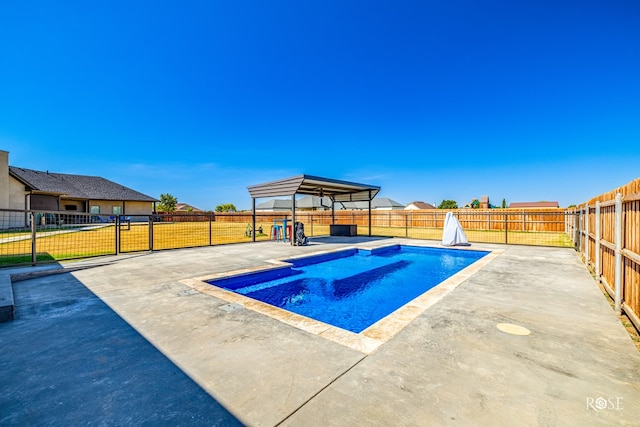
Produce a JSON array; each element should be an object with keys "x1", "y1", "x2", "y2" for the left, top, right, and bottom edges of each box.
[{"x1": 247, "y1": 174, "x2": 381, "y2": 245}]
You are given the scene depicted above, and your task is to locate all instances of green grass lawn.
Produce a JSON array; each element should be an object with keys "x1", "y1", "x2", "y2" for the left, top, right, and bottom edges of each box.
[{"x1": 0, "y1": 221, "x2": 573, "y2": 266}]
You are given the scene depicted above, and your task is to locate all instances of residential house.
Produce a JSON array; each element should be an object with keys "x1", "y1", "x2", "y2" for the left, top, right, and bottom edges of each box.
[
  {"x1": 255, "y1": 196, "x2": 404, "y2": 212},
  {"x1": 509, "y1": 201, "x2": 560, "y2": 208},
  {"x1": 175, "y1": 203, "x2": 204, "y2": 212},
  {"x1": 1, "y1": 150, "x2": 157, "y2": 227},
  {"x1": 464, "y1": 195, "x2": 490, "y2": 209},
  {"x1": 255, "y1": 199, "x2": 295, "y2": 212},
  {"x1": 404, "y1": 201, "x2": 436, "y2": 210},
  {"x1": 255, "y1": 196, "x2": 334, "y2": 212},
  {"x1": 367, "y1": 197, "x2": 405, "y2": 210}
]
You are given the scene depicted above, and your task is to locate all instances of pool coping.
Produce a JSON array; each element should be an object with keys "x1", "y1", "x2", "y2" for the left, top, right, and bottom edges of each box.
[{"x1": 181, "y1": 243, "x2": 503, "y2": 354}]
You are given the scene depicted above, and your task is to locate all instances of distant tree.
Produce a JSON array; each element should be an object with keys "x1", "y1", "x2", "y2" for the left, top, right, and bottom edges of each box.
[
  {"x1": 502, "y1": 198, "x2": 507, "y2": 208},
  {"x1": 157, "y1": 193, "x2": 178, "y2": 212},
  {"x1": 471, "y1": 199, "x2": 480, "y2": 209},
  {"x1": 438, "y1": 200, "x2": 458, "y2": 209},
  {"x1": 215, "y1": 203, "x2": 238, "y2": 212},
  {"x1": 186, "y1": 207, "x2": 193, "y2": 213}
]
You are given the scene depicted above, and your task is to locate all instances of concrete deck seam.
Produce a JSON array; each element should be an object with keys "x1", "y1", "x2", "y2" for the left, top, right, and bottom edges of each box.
[{"x1": 273, "y1": 353, "x2": 369, "y2": 426}]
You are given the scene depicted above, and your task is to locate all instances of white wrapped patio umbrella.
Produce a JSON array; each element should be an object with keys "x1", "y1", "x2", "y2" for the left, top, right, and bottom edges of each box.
[{"x1": 441, "y1": 212, "x2": 469, "y2": 246}]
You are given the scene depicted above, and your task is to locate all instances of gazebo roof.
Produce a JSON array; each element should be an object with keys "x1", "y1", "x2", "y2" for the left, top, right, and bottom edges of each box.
[{"x1": 247, "y1": 174, "x2": 380, "y2": 202}]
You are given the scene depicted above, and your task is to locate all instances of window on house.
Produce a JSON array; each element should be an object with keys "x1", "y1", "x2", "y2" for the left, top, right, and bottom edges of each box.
[
  {"x1": 112, "y1": 206, "x2": 122, "y2": 215},
  {"x1": 90, "y1": 206, "x2": 100, "y2": 214},
  {"x1": 64, "y1": 205, "x2": 78, "y2": 211}
]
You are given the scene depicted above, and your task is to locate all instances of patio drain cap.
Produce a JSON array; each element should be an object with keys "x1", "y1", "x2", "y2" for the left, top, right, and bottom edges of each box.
[
  {"x1": 496, "y1": 323, "x2": 531, "y2": 336},
  {"x1": 220, "y1": 303, "x2": 244, "y2": 313}
]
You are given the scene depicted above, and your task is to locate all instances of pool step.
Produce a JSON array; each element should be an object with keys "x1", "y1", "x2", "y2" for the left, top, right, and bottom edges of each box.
[
  {"x1": 332, "y1": 260, "x2": 411, "y2": 298},
  {"x1": 236, "y1": 259, "x2": 412, "y2": 299}
]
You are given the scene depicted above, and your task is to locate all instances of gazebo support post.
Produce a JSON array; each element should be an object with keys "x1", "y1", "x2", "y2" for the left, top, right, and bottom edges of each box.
[
  {"x1": 291, "y1": 194, "x2": 296, "y2": 246},
  {"x1": 368, "y1": 190, "x2": 372, "y2": 237},
  {"x1": 252, "y1": 197, "x2": 256, "y2": 242}
]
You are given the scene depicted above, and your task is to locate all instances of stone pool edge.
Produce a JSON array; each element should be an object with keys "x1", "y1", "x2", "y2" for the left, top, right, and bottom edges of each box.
[{"x1": 180, "y1": 244, "x2": 503, "y2": 354}]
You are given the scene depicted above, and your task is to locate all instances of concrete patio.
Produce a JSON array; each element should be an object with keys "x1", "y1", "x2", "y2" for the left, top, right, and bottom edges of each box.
[{"x1": 1, "y1": 238, "x2": 639, "y2": 426}]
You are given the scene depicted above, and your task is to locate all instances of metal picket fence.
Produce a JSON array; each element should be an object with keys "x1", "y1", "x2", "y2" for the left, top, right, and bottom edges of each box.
[{"x1": 1, "y1": 208, "x2": 577, "y2": 268}]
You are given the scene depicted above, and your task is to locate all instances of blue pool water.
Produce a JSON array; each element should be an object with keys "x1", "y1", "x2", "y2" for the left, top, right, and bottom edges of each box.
[{"x1": 208, "y1": 245, "x2": 489, "y2": 333}]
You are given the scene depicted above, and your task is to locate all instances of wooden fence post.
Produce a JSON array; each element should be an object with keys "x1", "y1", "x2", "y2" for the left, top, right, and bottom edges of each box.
[
  {"x1": 614, "y1": 193, "x2": 623, "y2": 314},
  {"x1": 573, "y1": 208, "x2": 579, "y2": 247},
  {"x1": 585, "y1": 204, "x2": 590, "y2": 264},
  {"x1": 578, "y1": 207, "x2": 584, "y2": 252},
  {"x1": 595, "y1": 201, "x2": 600, "y2": 282}
]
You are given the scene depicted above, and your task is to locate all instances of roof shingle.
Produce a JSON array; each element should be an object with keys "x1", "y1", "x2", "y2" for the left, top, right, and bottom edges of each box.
[{"x1": 9, "y1": 167, "x2": 157, "y2": 202}]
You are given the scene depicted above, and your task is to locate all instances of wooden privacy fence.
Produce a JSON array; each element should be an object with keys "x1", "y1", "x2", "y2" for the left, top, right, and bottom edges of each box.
[
  {"x1": 221, "y1": 209, "x2": 574, "y2": 246},
  {"x1": 220, "y1": 208, "x2": 570, "y2": 231},
  {"x1": 575, "y1": 177, "x2": 640, "y2": 333}
]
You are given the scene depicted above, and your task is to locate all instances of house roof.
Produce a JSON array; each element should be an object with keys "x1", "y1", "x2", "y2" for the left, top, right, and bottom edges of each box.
[
  {"x1": 247, "y1": 174, "x2": 380, "y2": 202},
  {"x1": 255, "y1": 199, "x2": 293, "y2": 210},
  {"x1": 369, "y1": 197, "x2": 404, "y2": 209},
  {"x1": 175, "y1": 203, "x2": 204, "y2": 212},
  {"x1": 405, "y1": 201, "x2": 435, "y2": 209},
  {"x1": 9, "y1": 167, "x2": 158, "y2": 202},
  {"x1": 256, "y1": 196, "x2": 333, "y2": 210},
  {"x1": 509, "y1": 201, "x2": 559, "y2": 208},
  {"x1": 296, "y1": 195, "x2": 333, "y2": 209}
]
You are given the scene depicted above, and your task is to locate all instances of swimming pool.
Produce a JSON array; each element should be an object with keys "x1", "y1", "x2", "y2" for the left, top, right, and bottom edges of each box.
[{"x1": 208, "y1": 245, "x2": 489, "y2": 333}]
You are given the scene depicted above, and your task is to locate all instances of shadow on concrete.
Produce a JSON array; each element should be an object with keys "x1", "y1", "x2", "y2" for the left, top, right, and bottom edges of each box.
[{"x1": 0, "y1": 271, "x2": 242, "y2": 426}]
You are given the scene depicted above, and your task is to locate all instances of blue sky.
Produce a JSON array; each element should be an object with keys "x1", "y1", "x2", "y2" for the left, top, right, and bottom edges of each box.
[{"x1": 1, "y1": 1, "x2": 639, "y2": 210}]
